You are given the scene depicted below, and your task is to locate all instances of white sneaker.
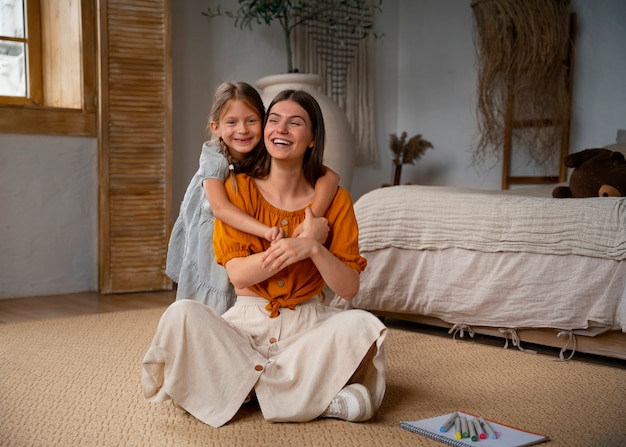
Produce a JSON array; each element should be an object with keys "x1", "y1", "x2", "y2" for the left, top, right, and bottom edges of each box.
[
  {"x1": 322, "y1": 383, "x2": 374, "y2": 422},
  {"x1": 243, "y1": 389, "x2": 255, "y2": 404}
]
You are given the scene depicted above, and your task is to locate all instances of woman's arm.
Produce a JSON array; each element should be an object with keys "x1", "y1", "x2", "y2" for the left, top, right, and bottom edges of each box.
[
  {"x1": 224, "y1": 208, "x2": 322, "y2": 289},
  {"x1": 226, "y1": 237, "x2": 359, "y2": 299},
  {"x1": 204, "y1": 178, "x2": 283, "y2": 242},
  {"x1": 226, "y1": 207, "x2": 360, "y2": 299}
]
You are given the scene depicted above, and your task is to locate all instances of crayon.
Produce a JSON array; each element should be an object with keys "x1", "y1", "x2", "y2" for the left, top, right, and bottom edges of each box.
[
  {"x1": 454, "y1": 417, "x2": 462, "y2": 439},
  {"x1": 460, "y1": 417, "x2": 469, "y2": 438},
  {"x1": 473, "y1": 418, "x2": 486, "y2": 440},
  {"x1": 468, "y1": 417, "x2": 478, "y2": 441},
  {"x1": 440, "y1": 412, "x2": 459, "y2": 433},
  {"x1": 479, "y1": 416, "x2": 497, "y2": 440}
]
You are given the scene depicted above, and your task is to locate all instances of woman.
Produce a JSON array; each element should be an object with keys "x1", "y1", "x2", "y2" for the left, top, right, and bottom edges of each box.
[{"x1": 142, "y1": 90, "x2": 386, "y2": 427}]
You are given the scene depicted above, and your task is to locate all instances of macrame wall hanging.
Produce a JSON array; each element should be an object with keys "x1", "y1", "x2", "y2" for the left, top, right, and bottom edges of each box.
[
  {"x1": 471, "y1": 0, "x2": 573, "y2": 177},
  {"x1": 291, "y1": 1, "x2": 377, "y2": 166}
]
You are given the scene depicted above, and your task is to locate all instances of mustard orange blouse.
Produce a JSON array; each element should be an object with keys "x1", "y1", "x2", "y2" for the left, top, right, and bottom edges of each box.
[{"x1": 213, "y1": 174, "x2": 367, "y2": 317}]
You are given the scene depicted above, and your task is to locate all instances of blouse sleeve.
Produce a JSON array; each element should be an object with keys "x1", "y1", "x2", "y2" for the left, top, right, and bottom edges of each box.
[
  {"x1": 198, "y1": 140, "x2": 229, "y2": 181},
  {"x1": 323, "y1": 188, "x2": 368, "y2": 273}
]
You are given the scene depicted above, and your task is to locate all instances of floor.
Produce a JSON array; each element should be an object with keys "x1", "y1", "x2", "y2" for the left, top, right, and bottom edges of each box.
[
  {"x1": 1, "y1": 290, "x2": 623, "y2": 370},
  {"x1": 0, "y1": 290, "x2": 176, "y2": 324}
]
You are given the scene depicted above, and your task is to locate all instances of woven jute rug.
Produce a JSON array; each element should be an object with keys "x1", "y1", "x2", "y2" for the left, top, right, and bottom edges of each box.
[{"x1": 1, "y1": 307, "x2": 624, "y2": 447}]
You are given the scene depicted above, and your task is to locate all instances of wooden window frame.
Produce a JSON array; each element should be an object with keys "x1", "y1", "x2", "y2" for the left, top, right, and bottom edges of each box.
[{"x1": 0, "y1": 0, "x2": 97, "y2": 136}]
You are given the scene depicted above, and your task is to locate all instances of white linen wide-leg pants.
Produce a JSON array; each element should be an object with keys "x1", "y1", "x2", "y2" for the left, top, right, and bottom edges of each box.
[{"x1": 142, "y1": 297, "x2": 386, "y2": 427}]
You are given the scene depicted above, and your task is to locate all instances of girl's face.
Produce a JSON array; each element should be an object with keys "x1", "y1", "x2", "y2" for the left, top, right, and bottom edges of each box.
[
  {"x1": 264, "y1": 99, "x2": 314, "y2": 163},
  {"x1": 210, "y1": 99, "x2": 263, "y2": 161}
]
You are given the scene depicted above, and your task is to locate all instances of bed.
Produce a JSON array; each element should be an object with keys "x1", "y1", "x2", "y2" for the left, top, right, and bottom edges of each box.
[{"x1": 331, "y1": 145, "x2": 626, "y2": 361}]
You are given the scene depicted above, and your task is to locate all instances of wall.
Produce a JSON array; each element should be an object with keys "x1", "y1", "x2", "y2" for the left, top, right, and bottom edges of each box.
[
  {"x1": 392, "y1": 0, "x2": 485, "y2": 190},
  {"x1": 0, "y1": 0, "x2": 624, "y2": 297},
  {"x1": 0, "y1": 134, "x2": 97, "y2": 297}
]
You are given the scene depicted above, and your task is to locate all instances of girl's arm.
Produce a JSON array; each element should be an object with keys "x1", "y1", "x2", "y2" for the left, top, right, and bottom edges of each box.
[
  {"x1": 292, "y1": 166, "x2": 339, "y2": 239},
  {"x1": 204, "y1": 178, "x2": 283, "y2": 242},
  {"x1": 309, "y1": 166, "x2": 339, "y2": 218}
]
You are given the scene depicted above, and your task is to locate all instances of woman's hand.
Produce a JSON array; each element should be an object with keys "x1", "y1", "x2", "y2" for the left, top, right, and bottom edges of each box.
[
  {"x1": 261, "y1": 237, "x2": 319, "y2": 272},
  {"x1": 262, "y1": 207, "x2": 328, "y2": 271}
]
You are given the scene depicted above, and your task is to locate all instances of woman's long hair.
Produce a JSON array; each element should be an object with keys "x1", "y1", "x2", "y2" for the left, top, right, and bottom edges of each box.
[{"x1": 245, "y1": 89, "x2": 326, "y2": 187}]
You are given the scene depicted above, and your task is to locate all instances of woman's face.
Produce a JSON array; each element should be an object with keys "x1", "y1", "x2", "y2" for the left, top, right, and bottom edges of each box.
[
  {"x1": 264, "y1": 99, "x2": 315, "y2": 163},
  {"x1": 210, "y1": 99, "x2": 263, "y2": 161}
]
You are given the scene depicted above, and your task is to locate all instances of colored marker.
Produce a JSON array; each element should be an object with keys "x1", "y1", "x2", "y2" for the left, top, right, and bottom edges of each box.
[
  {"x1": 468, "y1": 417, "x2": 478, "y2": 441},
  {"x1": 454, "y1": 417, "x2": 462, "y2": 439},
  {"x1": 479, "y1": 416, "x2": 497, "y2": 440},
  {"x1": 473, "y1": 418, "x2": 486, "y2": 440},
  {"x1": 440, "y1": 412, "x2": 458, "y2": 433},
  {"x1": 460, "y1": 417, "x2": 470, "y2": 438}
]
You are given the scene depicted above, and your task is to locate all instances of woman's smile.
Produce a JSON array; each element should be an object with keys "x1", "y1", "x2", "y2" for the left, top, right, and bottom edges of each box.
[{"x1": 264, "y1": 100, "x2": 314, "y2": 159}]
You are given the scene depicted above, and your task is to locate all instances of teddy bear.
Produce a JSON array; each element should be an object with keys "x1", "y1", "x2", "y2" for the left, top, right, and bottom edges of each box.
[{"x1": 552, "y1": 148, "x2": 626, "y2": 198}]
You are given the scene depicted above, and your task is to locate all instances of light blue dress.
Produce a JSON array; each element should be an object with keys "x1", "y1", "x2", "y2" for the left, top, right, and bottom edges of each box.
[{"x1": 165, "y1": 140, "x2": 236, "y2": 314}]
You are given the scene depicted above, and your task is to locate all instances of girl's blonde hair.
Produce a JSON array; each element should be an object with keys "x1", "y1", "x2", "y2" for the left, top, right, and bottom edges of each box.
[{"x1": 206, "y1": 82, "x2": 265, "y2": 193}]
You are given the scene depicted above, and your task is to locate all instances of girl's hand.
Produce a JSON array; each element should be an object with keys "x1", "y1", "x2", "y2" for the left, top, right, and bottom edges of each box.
[
  {"x1": 265, "y1": 226, "x2": 286, "y2": 243},
  {"x1": 292, "y1": 207, "x2": 329, "y2": 243}
]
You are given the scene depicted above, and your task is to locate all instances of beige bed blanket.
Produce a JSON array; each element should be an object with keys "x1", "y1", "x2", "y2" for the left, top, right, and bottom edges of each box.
[
  {"x1": 355, "y1": 185, "x2": 626, "y2": 261},
  {"x1": 332, "y1": 247, "x2": 626, "y2": 333}
]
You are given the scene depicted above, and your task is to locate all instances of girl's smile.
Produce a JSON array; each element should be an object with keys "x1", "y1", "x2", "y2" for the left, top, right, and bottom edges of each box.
[{"x1": 210, "y1": 99, "x2": 263, "y2": 160}]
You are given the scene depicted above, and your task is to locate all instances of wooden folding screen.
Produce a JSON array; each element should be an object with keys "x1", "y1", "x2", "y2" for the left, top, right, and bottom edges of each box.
[
  {"x1": 501, "y1": 13, "x2": 576, "y2": 189},
  {"x1": 98, "y1": 0, "x2": 172, "y2": 293}
]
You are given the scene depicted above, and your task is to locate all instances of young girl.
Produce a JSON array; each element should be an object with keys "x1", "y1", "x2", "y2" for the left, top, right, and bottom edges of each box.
[{"x1": 166, "y1": 82, "x2": 339, "y2": 313}]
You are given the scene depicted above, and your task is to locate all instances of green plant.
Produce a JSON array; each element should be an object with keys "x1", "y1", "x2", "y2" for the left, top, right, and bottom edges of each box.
[
  {"x1": 203, "y1": 0, "x2": 383, "y2": 73},
  {"x1": 389, "y1": 131, "x2": 434, "y2": 185}
]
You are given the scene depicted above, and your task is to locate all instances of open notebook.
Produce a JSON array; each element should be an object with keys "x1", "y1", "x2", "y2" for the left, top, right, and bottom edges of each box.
[{"x1": 400, "y1": 411, "x2": 548, "y2": 447}]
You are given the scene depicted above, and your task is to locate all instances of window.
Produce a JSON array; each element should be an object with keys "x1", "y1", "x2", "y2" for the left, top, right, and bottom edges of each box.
[
  {"x1": 0, "y1": 0, "x2": 28, "y2": 99},
  {"x1": 0, "y1": 0, "x2": 96, "y2": 136}
]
